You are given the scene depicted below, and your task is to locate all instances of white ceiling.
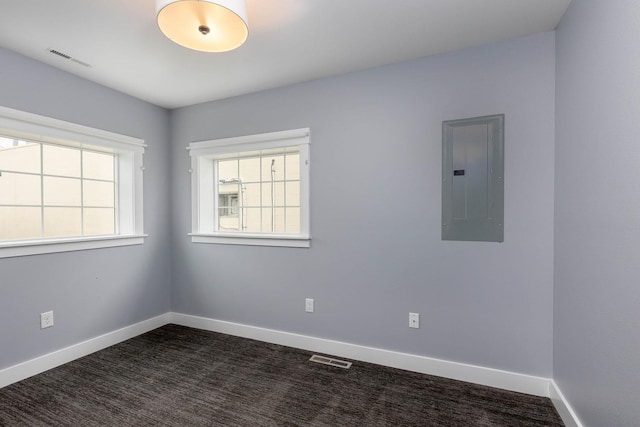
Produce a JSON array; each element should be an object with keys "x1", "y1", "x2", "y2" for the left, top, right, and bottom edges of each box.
[{"x1": 0, "y1": 0, "x2": 571, "y2": 109}]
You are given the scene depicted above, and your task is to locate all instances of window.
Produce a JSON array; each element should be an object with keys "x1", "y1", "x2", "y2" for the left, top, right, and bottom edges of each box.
[
  {"x1": 218, "y1": 193, "x2": 239, "y2": 218},
  {"x1": 0, "y1": 106, "x2": 145, "y2": 258},
  {"x1": 189, "y1": 128, "x2": 310, "y2": 247}
]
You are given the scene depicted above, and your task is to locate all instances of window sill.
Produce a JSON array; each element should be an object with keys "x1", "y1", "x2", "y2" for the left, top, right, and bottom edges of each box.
[
  {"x1": 190, "y1": 233, "x2": 311, "y2": 248},
  {"x1": 0, "y1": 235, "x2": 147, "y2": 258}
]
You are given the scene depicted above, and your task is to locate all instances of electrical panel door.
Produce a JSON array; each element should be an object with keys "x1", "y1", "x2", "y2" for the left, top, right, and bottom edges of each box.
[{"x1": 442, "y1": 114, "x2": 504, "y2": 242}]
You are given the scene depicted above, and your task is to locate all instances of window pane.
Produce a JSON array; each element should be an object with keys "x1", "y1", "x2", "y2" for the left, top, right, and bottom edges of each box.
[
  {"x1": 285, "y1": 181, "x2": 300, "y2": 207},
  {"x1": 218, "y1": 193, "x2": 239, "y2": 217},
  {"x1": 261, "y1": 208, "x2": 272, "y2": 233},
  {"x1": 260, "y1": 182, "x2": 285, "y2": 207},
  {"x1": 0, "y1": 141, "x2": 41, "y2": 173},
  {"x1": 273, "y1": 207, "x2": 285, "y2": 233},
  {"x1": 218, "y1": 182, "x2": 239, "y2": 195},
  {"x1": 43, "y1": 144, "x2": 81, "y2": 177},
  {"x1": 43, "y1": 207, "x2": 81, "y2": 238},
  {"x1": 218, "y1": 159, "x2": 238, "y2": 181},
  {"x1": 244, "y1": 208, "x2": 261, "y2": 232},
  {"x1": 0, "y1": 207, "x2": 42, "y2": 240},
  {"x1": 285, "y1": 153, "x2": 300, "y2": 181},
  {"x1": 285, "y1": 208, "x2": 300, "y2": 233},
  {"x1": 239, "y1": 157, "x2": 260, "y2": 182},
  {"x1": 43, "y1": 177, "x2": 81, "y2": 206},
  {"x1": 261, "y1": 183, "x2": 272, "y2": 207},
  {"x1": 261, "y1": 156, "x2": 285, "y2": 181},
  {"x1": 83, "y1": 180, "x2": 114, "y2": 207},
  {"x1": 243, "y1": 183, "x2": 260, "y2": 207},
  {"x1": 83, "y1": 208, "x2": 114, "y2": 236},
  {"x1": 218, "y1": 210, "x2": 240, "y2": 231},
  {"x1": 83, "y1": 151, "x2": 114, "y2": 181},
  {"x1": 274, "y1": 182, "x2": 285, "y2": 206},
  {"x1": 218, "y1": 182, "x2": 239, "y2": 222},
  {"x1": 0, "y1": 172, "x2": 41, "y2": 205}
]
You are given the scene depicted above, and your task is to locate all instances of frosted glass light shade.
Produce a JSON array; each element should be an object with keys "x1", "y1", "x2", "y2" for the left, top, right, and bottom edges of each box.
[{"x1": 156, "y1": 0, "x2": 248, "y2": 52}]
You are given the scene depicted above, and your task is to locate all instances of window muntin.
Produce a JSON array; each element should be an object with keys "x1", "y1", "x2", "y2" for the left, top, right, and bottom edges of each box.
[
  {"x1": 189, "y1": 128, "x2": 310, "y2": 248},
  {"x1": 0, "y1": 105, "x2": 145, "y2": 258}
]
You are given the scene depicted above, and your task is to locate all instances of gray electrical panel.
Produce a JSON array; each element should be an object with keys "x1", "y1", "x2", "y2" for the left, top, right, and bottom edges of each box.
[{"x1": 442, "y1": 114, "x2": 504, "y2": 242}]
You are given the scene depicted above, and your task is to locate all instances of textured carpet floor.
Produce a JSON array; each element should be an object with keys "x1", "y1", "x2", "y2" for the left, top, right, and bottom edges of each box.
[{"x1": 0, "y1": 325, "x2": 564, "y2": 426}]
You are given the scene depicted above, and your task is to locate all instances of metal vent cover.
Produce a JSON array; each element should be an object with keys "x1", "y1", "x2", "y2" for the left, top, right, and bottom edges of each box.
[
  {"x1": 47, "y1": 48, "x2": 91, "y2": 67},
  {"x1": 48, "y1": 49, "x2": 71, "y2": 59},
  {"x1": 309, "y1": 354, "x2": 352, "y2": 369}
]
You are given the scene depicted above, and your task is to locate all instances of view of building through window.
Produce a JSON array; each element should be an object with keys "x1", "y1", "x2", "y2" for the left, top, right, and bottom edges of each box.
[
  {"x1": 0, "y1": 136, "x2": 116, "y2": 241},
  {"x1": 216, "y1": 152, "x2": 300, "y2": 233}
]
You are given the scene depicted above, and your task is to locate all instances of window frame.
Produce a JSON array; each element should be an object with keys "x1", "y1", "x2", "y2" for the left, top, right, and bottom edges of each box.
[
  {"x1": 188, "y1": 128, "x2": 310, "y2": 248},
  {"x1": 0, "y1": 106, "x2": 146, "y2": 258}
]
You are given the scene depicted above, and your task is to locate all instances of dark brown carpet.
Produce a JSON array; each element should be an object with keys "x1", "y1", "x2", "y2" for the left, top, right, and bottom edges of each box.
[{"x1": 0, "y1": 324, "x2": 564, "y2": 426}]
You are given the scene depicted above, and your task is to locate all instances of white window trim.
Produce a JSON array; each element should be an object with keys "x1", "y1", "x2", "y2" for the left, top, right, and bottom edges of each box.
[
  {"x1": 0, "y1": 235, "x2": 146, "y2": 258},
  {"x1": 0, "y1": 106, "x2": 146, "y2": 258},
  {"x1": 188, "y1": 128, "x2": 310, "y2": 248}
]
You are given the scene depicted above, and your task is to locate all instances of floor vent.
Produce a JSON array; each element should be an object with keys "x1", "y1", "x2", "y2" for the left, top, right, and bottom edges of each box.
[{"x1": 309, "y1": 354, "x2": 352, "y2": 369}]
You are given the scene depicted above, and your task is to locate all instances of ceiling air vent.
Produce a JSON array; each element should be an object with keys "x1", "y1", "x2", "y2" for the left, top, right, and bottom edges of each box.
[
  {"x1": 48, "y1": 49, "x2": 71, "y2": 59},
  {"x1": 47, "y1": 48, "x2": 91, "y2": 68},
  {"x1": 70, "y1": 58, "x2": 91, "y2": 68}
]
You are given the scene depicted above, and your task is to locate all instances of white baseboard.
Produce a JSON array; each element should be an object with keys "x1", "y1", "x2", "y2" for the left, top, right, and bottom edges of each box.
[
  {"x1": 170, "y1": 312, "x2": 551, "y2": 397},
  {"x1": 1, "y1": 310, "x2": 583, "y2": 427},
  {"x1": 0, "y1": 313, "x2": 171, "y2": 389},
  {"x1": 549, "y1": 380, "x2": 584, "y2": 427}
]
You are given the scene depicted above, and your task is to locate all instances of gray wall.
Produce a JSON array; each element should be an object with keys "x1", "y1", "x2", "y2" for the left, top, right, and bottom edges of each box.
[
  {"x1": 0, "y1": 48, "x2": 172, "y2": 369},
  {"x1": 171, "y1": 32, "x2": 556, "y2": 377},
  {"x1": 554, "y1": 1, "x2": 640, "y2": 426},
  {"x1": 2, "y1": 5, "x2": 637, "y2": 421}
]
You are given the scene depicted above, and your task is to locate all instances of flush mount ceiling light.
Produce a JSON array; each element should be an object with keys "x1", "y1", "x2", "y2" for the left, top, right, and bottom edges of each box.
[{"x1": 156, "y1": 0, "x2": 248, "y2": 52}]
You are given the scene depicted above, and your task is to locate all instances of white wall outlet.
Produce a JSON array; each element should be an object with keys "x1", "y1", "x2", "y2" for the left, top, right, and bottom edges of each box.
[
  {"x1": 40, "y1": 311, "x2": 54, "y2": 329},
  {"x1": 305, "y1": 298, "x2": 314, "y2": 313},
  {"x1": 409, "y1": 312, "x2": 419, "y2": 329}
]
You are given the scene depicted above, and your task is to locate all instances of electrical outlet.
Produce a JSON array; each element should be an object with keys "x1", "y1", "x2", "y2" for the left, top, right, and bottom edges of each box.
[
  {"x1": 305, "y1": 298, "x2": 314, "y2": 313},
  {"x1": 40, "y1": 311, "x2": 54, "y2": 329},
  {"x1": 409, "y1": 312, "x2": 419, "y2": 329}
]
